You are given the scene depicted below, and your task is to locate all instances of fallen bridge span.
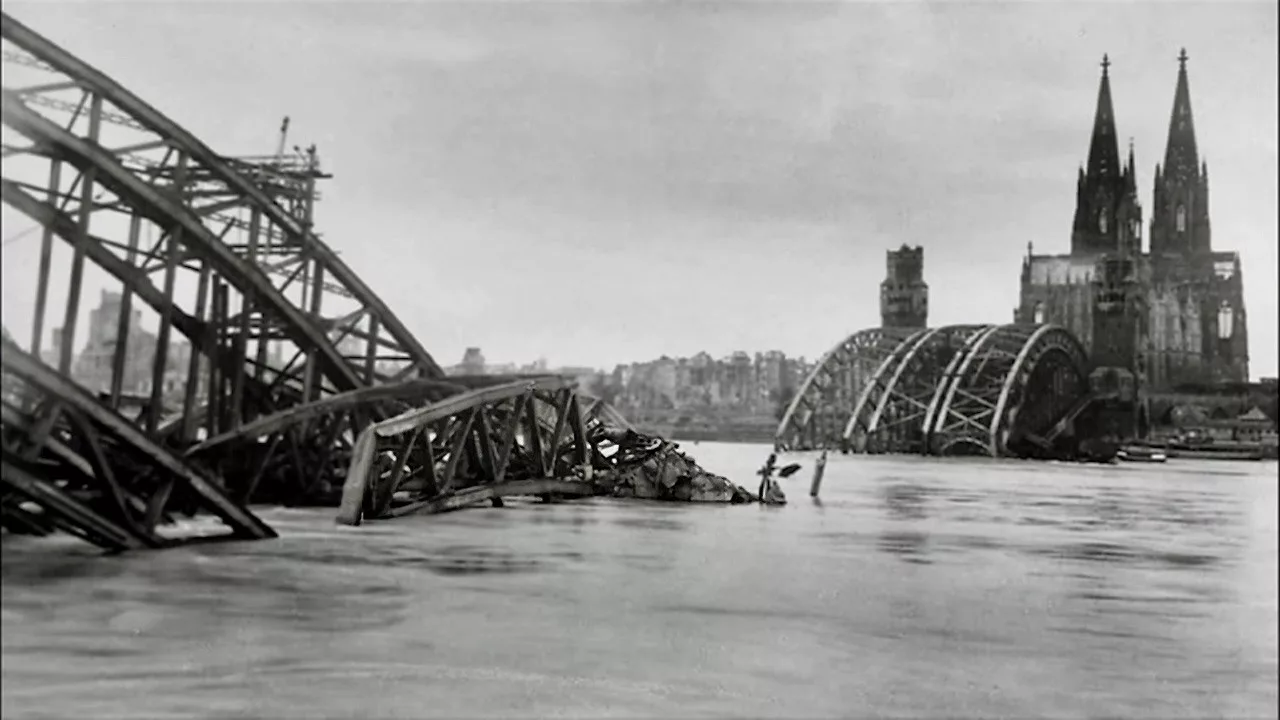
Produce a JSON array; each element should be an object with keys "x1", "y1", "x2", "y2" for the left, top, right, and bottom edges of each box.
[{"x1": 0, "y1": 12, "x2": 751, "y2": 552}]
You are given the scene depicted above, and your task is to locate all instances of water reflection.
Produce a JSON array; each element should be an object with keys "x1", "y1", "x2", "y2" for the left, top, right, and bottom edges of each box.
[
  {"x1": 878, "y1": 530, "x2": 931, "y2": 564},
  {"x1": 880, "y1": 480, "x2": 932, "y2": 520}
]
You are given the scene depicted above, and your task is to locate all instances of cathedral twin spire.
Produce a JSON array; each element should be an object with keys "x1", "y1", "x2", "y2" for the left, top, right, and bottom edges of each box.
[
  {"x1": 1071, "y1": 49, "x2": 1207, "y2": 258},
  {"x1": 1084, "y1": 55, "x2": 1124, "y2": 184},
  {"x1": 1151, "y1": 48, "x2": 1211, "y2": 256},
  {"x1": 1163, "y1": 49, "x2": 1199, "y2": 180},
  {"x1": 1072, "y1": 54, "x2": 1140, "y2": 256}
]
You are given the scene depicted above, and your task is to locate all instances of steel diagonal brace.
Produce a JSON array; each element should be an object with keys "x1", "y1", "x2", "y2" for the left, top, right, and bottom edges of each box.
[
  {"x1": 0, "y1": 88, "x2": 362, "y2": 393},
  {"x1": 846, "y1": 329, "x2": 929, "y2": 444},
  {"x1": 0, "y1": 458, "x2": 140, "y2": 551},
  {"x1": 0, "y1": 178, "x2": 271, "y2": 407},
  {"x1": 0, "y1": 12, "x2": 442, "y2": 378},
  {"x1": 0, "y1": 339, "x2": 276, "y2": 540}
]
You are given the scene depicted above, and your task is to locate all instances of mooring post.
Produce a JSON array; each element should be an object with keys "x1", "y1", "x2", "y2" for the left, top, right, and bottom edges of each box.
[{"x1": 809, "y1": 450, "x2": 828, "y2": 498}]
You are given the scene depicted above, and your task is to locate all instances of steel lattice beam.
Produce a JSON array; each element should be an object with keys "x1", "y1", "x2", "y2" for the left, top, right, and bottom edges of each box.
[
  {"x1": 773, "y1": 327, "x2": 917, "y2": 451},
  {"x1": 843, "y1": 325, "x2": 988, "y2": 454},
  {"x1": 0, "y1": 338, "x2": 275, "y2": 549},
  {"x1": 0, "y1": 12, "x2": 467, "y2": 520},
  {"x1": 1, "y1": 14, "x2": 442, "y2": 381},
  {"x1": 1, "y1": 12, "x2": 444, "y2": 459},
  {"x1": 928, "y1": 324, "x2": 1090, "y2": 456},
  {"x1": 336, "y1": 377, "x2": 597, "y2": 525}
]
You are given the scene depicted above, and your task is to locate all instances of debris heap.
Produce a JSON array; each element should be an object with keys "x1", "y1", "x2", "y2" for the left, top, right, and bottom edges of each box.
[{"x1": 588, "y1": 428, "x2": 757, "y2": 503}]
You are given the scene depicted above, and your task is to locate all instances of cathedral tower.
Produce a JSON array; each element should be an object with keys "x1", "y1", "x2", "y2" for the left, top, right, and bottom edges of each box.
[
  {"x1": 1150, "y1": 49, "x2": 1211, "y2": 257},
  {"x1": 1088, "y1": 253, "x2": 1147, "y2": 440},
  {"x1": 1071, "y1": 55, "x2": 1144, "y2": 257}
]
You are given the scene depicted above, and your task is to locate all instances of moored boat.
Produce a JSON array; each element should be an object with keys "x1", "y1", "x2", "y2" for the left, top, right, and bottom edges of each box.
[{"x1": 1118, "y1": 446, "x2": 1168, "y2": 463}]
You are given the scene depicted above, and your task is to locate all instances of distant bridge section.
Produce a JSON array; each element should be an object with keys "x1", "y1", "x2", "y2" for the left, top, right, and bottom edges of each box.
[{"x1": 775, "y1": 323, "x2": 1091, "y2": 458}]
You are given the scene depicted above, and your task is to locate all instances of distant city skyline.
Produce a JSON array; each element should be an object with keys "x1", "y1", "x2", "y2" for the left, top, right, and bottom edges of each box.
[
  {"x1": 443, "y1": 345, "x2": 809, "y2": 375},
  {"x1": 1, "y1": 2, "x2": 1276, "y2": 378}
]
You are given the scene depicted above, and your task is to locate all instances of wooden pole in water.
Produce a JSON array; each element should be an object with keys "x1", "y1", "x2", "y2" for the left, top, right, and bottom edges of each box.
[{"x1": 809, "y1": 450, "x2": 828, "y2": 498}]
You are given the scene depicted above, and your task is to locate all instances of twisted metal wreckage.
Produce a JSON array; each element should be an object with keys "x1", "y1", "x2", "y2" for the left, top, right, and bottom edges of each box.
[{"x1": 0, "y1": 13, "x2": 759, "y2": 553}]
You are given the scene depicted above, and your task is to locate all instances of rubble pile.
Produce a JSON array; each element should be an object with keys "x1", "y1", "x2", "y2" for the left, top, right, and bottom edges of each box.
[{"x1": 588, "y1": 428, "x2": 760, "y2": 504}]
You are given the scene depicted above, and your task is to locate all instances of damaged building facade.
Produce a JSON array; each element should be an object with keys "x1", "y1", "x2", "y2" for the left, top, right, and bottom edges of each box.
[{"x1": 1015, "y1": 51, "x2": 1249, "y2": 392}]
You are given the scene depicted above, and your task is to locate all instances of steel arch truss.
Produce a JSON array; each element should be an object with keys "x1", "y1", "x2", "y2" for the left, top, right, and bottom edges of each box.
[
  {"x1": 0, "y1": 13, "x2": 441, "y2": 454},
  {"x1": 0, "y1": 338, "x2": 275, "y2": 550},
  {"x1": 335, "y1": 377, "x2": 598, "y2": 524},
  {"x1": 779, "y1": 324, "x2": 1091, "y2": 458},
  {"x1": 925, "y1": 324, "x2": 1090, "y2": 457},
  {"x1": 774, "y1": 328, "x2": 917, "y2": 450},
  {"x1": 843, "y1": 325, "x2": 988, "y2": 454}
]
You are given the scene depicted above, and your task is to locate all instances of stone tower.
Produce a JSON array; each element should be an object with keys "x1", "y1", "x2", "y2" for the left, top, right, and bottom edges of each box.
[
  {"x1": 1089, "y1": 254, "x2": 1147, "y2": 439},
  {"x1": 1071, "y1": 54, "x2": 1143, "y2": 257},
  {"x1": 880, "y1": 245, "x2": 928, "y2": 329}
]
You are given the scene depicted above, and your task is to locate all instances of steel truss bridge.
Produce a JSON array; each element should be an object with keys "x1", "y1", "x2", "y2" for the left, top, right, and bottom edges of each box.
[
  {"x1": 0, "y1": 13, "x2": 639, "y2": 551},
  {"x1": 774, "y1": 324, "x2": 1093, "y2": 457}
]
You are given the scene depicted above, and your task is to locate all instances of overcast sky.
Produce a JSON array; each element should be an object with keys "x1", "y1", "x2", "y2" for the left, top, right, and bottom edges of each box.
[{"x1": 2, "y1": 1, "x2": 1277, "y2": 377}]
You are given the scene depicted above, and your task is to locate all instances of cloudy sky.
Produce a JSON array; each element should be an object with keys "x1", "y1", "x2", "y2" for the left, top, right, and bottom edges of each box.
[{"x1": 2, "y1": 1, "x2": 1277, "y2": 377}]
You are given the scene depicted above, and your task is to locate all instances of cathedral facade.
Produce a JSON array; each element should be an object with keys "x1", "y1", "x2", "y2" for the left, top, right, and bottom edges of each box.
[{"x1": 1015, "y1": 51, "x2": 1250, "y2": 391}]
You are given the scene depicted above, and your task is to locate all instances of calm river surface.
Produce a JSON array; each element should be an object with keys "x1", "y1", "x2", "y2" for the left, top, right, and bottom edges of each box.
[{"x1": 2, "y1": 443, "x2": 1276, "y2": 719}]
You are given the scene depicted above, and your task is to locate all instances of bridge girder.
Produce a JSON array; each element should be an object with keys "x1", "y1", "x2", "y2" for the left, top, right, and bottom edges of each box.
[{"x1": 775, "y1": 323, "x2": 1091, "y2": 458}]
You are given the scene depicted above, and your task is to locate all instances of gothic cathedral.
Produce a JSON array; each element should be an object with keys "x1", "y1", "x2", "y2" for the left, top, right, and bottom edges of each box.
[{"x1": 1016, "y1": 50, "x2": 1250, "y2": 391}]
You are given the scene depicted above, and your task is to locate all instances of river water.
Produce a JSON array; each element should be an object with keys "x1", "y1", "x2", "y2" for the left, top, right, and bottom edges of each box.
[{"x1": 2, "y1": 443, "x2": 1276, "y2": 719}]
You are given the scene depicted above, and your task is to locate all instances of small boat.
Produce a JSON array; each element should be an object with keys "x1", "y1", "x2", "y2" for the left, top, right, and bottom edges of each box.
[{"x1": 1117, "y1": 446, "x2": 1168, "y2": 463}]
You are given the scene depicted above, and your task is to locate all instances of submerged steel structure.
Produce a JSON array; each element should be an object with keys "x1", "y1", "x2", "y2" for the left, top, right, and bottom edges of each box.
[
  {"x1": 775, "y1": 323, "x2": 1091, "y2": 457},
  {"x1": 0, "y1": 13, "x2": 632, "y2": 550}
]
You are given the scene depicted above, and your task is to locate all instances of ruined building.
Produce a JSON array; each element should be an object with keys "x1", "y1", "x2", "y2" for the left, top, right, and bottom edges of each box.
[
  {"x1": 881, "y1": 245, "x2": 928, "y2": 329},
  {"x1": 1016, "y1": 51, "x2": 1249, "y2": 390}
]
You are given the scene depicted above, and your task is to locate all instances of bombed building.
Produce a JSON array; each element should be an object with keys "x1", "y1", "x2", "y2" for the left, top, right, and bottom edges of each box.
[
  {"x1": 881, "y1": 245, "x2": 929, "y2": 330},
  {"x1": 1015, "y1": 51, "x2": 1250, "y2": 392}
]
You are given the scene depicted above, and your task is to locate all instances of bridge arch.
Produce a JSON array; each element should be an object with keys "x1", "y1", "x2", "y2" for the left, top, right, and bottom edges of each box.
[
  {"x1": 842, "y1": 324, "x2": 989, "y2": 454},
  {"x1": 774, "y1": 327, "x2": 916, "y2": 450},
  {"x1": 927, "y1": 324, "x2": 1089, "y2": 457},
  {"x1": 777, "y1": 323, "x2": 1091, "y2": 457}
]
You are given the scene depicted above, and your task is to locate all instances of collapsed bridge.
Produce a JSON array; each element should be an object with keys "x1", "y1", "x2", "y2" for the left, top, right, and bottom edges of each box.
[
  {"x1": 775, "y1": 323, "x2": 1094, "y2": 458},
  {"x1": 0, "y1": 13, "x2": 662, "y2": 551}
]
